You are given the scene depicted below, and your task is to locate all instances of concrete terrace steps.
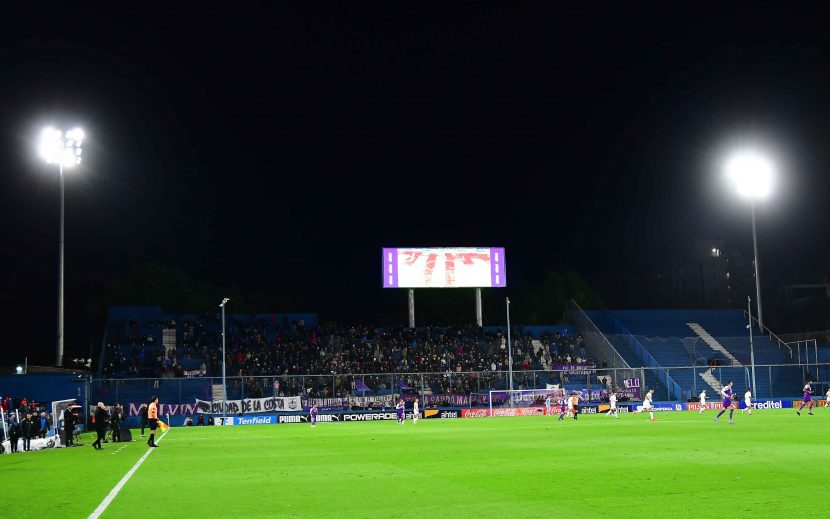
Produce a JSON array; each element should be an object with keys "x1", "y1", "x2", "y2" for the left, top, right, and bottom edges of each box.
[
  {"x1": 699, "y1": 368, "x2": 723, "y2": 393},
  {"x1": 686, "y1": 323, "x2": 742, "y2": 366},
  {"x1": 531, "y1": 340, "x2": 550, "y2": 370}
]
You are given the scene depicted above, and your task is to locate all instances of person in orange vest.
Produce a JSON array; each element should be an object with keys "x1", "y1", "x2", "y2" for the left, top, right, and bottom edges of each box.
[{"x1": 147, "y1": 396, "x2": 159, "y2": 448}]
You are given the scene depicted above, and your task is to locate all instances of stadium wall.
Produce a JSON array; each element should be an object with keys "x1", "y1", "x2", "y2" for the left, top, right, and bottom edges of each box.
[{"x1": 0, "y1": 374, "x2": 85, "y2": 405}]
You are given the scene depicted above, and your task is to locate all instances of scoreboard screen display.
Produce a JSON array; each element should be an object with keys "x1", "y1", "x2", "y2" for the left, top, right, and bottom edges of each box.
[{"x1": 382, "y1": 247, "x2": 506, "y2": 288}]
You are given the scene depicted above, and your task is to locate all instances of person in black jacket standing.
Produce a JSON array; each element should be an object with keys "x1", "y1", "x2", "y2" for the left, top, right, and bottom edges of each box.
[
  {"x1": 110, "y1": 404, "x2": 123, "y2": 443},
  {"x1": 8, "y1": 416, "x2": 20, "y2": 453},
  {"x1": 21, "y1": 412, "x2": 34, "y2": 451},
  {"x1": 139, "y1": 403, "x2": 149, "y2": 438},
  {"x1": 92, "y1": 402, "x2": 109, "y2": 450},
  {"x1": 63, "y1": 407, "x2": 76, "y2": 447}
]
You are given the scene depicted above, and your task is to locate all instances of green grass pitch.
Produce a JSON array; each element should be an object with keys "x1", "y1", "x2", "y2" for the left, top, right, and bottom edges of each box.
[{"x1": 2, "y1": 409, "x2": 827, "y2": 518}]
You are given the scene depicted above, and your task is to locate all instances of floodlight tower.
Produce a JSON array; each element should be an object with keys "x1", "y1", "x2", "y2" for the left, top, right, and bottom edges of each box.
[
  {"x1": 39, "y1": 127, "x2": 84, "y2": 367},
  {"x1": 725, "y1": 150, "x2": 773, "y2": 399}
]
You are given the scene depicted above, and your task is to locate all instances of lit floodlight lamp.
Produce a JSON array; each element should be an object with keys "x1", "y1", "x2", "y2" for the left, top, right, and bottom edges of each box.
[
  {"x1": 15, "y1": 365, "x2": 23, "y2": 374},
  {"x1": 40, "y1": 126, "x2": 84, "y2": 168},
  {"x1": 724, "y1": 151, "x2": 773, "y2": 199}
]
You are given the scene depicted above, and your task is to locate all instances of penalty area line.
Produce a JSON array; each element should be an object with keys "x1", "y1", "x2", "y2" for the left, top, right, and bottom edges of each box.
[{"x1": 88, "y1": 429, "x2": 169, "y2": 519}]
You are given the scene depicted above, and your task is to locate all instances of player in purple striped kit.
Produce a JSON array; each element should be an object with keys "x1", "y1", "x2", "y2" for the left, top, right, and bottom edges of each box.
[
  {"x1": 714, "y1": 380, "x2": 735, "y2": 425},
  {"x1": 396, "y1": 398, "x2": 405, "y2": 425},
  {"x1": 797, "y1": 379, "x2": 814, "y2": 416},
  {"x1": 310, "y1": 404, "x2": 318, "y2": 428}
]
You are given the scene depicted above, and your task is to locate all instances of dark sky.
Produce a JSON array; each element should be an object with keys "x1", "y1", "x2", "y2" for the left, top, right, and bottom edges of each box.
[{"x1": 2, "y1": 4, "x2": 830, "y2": 364}]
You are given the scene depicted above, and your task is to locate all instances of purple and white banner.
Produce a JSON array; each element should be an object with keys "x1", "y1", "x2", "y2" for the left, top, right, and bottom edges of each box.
[
  {"x1": 401, "y1": 393, "x2": 471, "y2": 407},
  {"x1": 195, "y1": 396, "x2": 302, "y2": 415},
  {"x1": 127, "y1": 402, "x2": 199, "y2": 417},
  {"x1": 623, "y1": 378, "x2": 641, "y2": 389},
  {"x1": 382, "y1": 247, "x2": 506, "y2": 288}
]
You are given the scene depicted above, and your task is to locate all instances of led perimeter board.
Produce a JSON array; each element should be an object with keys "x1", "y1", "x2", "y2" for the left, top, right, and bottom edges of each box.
[{"x1": 382, "y1": 247, "x2": 506, "y2": 288}]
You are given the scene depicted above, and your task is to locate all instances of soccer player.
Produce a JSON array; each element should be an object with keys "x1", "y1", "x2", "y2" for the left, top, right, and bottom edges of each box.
[
  {"x1": 607, "y1": 391, "x2": 618, "y2": 418},
  {"x1": 698, "y1": 390, "x2": 707, "y2": 414},
  {"x1": 825, "y1": 387, "x2": 830, "y2": 407},
  {"x1": 310, "y1": 404, "x2": 318, "y2": 428},
  {"x1": 714, "y1": 381, "x2": 734, "y2": 425},
  {"x1": 412, "y1": 398, "x2": 419, "y2": 424},
  {"x1": 571, "y1": 392, "x2": 580, "y2": 420},
  {"x1": 635, "y1": 389, "x2": 655, "y2": 421},
  {"x1": 558, "y1": 395, "x2": 569, "y2": 421},
  {"x1": 147, "y1": 396, "x2": 160, "y2": 447},
  {"x1": 742, "y1": 389, "x2": 752, "y2": 415},
  {"x1": 797, "y1": 380, "x2": 814, "y2": 416},
  {"x1": 396, "y1": 398, "x2": 405, "y2": 425},
  {"x1": 545, "y1": 395, "x2": 552, "y2": 416}
]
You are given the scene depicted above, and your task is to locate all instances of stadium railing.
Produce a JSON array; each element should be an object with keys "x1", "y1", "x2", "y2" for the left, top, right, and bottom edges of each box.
[
  {"x1": 566, "y1": 300, "x2": 640, "y2": 388},
  {"x1": 88, "y1": 363, "x2": 828, "y2": 408}
]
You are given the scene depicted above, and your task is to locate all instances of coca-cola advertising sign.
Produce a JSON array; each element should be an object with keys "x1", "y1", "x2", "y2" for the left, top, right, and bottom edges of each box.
[{"x1": 461, "y1": 407, "x2": 546, "y2": 418}]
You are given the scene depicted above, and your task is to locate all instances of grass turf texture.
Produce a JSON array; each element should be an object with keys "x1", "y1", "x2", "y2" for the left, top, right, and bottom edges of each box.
[{"x1": 2, "y1": 409, "x2": 827, "y2": 518}]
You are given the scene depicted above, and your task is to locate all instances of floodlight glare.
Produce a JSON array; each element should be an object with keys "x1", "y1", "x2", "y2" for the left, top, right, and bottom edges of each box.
[
  {"x1": 40, "y1": 126, "x2": 84, "y2": 169},
  {"x1": 725, "y1": 151, "x2": 773, "y2": 199}
]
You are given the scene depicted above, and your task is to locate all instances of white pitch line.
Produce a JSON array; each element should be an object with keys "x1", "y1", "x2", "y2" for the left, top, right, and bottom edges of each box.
[
  {"x1": 110, "y1": 444, "x2": 129, "y2": 455},
  {"x1": 88, "y1": 429, "x2": 169, "y2": 519}
]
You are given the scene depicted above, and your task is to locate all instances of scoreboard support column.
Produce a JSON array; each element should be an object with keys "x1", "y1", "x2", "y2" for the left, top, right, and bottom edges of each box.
[
  {"x1": 475, "y1": 288, "x2": 482, "y2": 327},
  {"x1": 408, "y1": 289, "x2": 415, "y2": 328}
]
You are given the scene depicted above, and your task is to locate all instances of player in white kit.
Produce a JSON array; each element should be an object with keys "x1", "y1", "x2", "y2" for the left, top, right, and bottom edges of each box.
[
  {"x1": 545, "y1": 395, "x2": 552, "y2": 416},
  {"x1": 412, "y1": 397, "x2": 420, "y2": 424},
  {"x1": 606, "y1": 392, "x2": 618, "y2": 418},
  {"x1": 742, "y1": 390, "x2": 752, "y2": 415},
  {"x1": 698, "y1": 390, "x2": 707, "y2": 414},
  {"x1": 633, "y1": 389, "x2": 655, "y2": 421},
  {"x1": 826, "y1": 388, "x2": 830, "y2": 407}
]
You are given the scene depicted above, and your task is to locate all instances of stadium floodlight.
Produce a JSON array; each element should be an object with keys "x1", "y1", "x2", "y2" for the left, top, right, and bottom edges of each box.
[
  {"x1": 15, "y1": 366, "x2": 23, "y2": 374},
  {"x1": 219, "y1": 298, "x2": 230, "y2": 422},
  {"x1": 725, "y1": 151, "x2": 773, "y2": 200},
  {"x1": 724, "y1": 149, "x2": 773, "y2": 332},
  {"x1": 40, "y1": 126, "x2": 84, "y2": 367},
  {"x1": 725, "y1": 149, "x2": 775, "y2": 399}
]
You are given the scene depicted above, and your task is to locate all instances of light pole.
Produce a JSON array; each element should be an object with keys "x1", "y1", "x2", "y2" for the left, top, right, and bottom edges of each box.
[
  {"x1": 220, "y1": 298, "x2": 230, "y2": 421},
  {"x1": 725, "y1": 150, "x2": 773, "y2": 330},
  {"x1": 39, "y1": 127, "x2": 84, "y2": 367},
  {"x1": 506, "y1": 297, "x2": 513, "y2": 404},
  {"x1": 747, "y1": 296, "x2": 757, "y2": 398}
]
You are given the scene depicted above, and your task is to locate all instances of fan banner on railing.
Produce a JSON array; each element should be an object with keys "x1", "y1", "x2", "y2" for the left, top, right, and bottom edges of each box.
[
  {"x1": 195, "y1": 396, "x2": 303, "y2": 414},
  {"x1": 552, "y1": 364, "x2": 597, "y2": 375}
]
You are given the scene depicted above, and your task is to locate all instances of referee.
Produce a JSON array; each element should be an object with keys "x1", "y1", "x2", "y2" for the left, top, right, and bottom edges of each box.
[{"x1": 147, "y1": 396, "x2": 159, "y2": 448}]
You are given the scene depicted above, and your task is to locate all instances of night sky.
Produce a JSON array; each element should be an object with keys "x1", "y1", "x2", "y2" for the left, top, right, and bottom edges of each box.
[{"x1": 2, "y1": 5, "x2": 830, "y2": 365}]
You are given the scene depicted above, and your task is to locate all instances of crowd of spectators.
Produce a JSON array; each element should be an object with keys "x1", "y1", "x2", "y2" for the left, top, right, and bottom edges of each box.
[
  {"x1": 101, "y1": 316, "x2": 592, "y2": 393},
  {"x1": 1, "y1": 396, "x2": 53, "y2": 454}
]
